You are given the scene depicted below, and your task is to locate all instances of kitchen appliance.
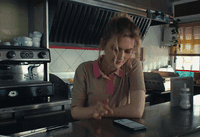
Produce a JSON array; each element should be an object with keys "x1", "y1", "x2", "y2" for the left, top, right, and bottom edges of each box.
[
  {"x1": 0, "y1": 45, "x2": 54, "y2": 102},
  {"x1": 144, "y1": 71, "x2": 178, "y2": 92},
  {"x1": 50, "y1": 73, "x2": 72, "y2": 99},
  {"x1": 48, "y1": 0, "x2": 172, "y2": 48},
  {"x1": 144, "y1": 72, "x2": 168, "y2": 92}
]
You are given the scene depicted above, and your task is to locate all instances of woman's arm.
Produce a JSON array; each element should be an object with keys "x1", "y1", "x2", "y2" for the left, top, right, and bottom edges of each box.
[
  {"x1": 71, "y1": 62, "x2": 113, "y2": 120},
  {"x1": 71, "y1": 106, "x2": 94, "y2": 120},
  {"x1": 104, "y1": 90, "x2": 145, "y2": 118},
  {"x1": 72, "y1": 89, "x2": 145, "y2": 120},
  {"x1": 71, "y1": 100, "x2": 113, "y2": 120},
  {"x1": 104, "y1": 59, "x2": 146, "y2": 118}
]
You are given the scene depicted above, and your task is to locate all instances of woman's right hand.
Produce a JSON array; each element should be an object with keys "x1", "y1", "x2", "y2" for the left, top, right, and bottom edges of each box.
[{"x1": 91, "y1": 99, "x2": 113, "y2": 119}]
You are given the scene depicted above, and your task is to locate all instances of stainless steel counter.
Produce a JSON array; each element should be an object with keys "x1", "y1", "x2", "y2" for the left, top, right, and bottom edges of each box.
[
  {"x1": 8, "y1": 95, "x2": 200, "y2": 137},
  {"x1": 0, "y1": 96, "x2": 71, "y2": 114},
  {"x1": 0, "y1": 95, "x2": 72, "y2": 135}
]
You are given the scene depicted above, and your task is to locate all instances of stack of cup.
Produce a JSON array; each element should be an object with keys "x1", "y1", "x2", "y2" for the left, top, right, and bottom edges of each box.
[
  {"x1": 30, "y1": 31, "x2": 42, "y2": 47},
  {"x1": 21, "y1": 36, "x2": 32, "y2": 46},
  {"x1": 13, "y1": 37, "x2": 21, "y2": 46},
  {"x1": 3, "y1": 42, "x2": 11, "y2": 46}
]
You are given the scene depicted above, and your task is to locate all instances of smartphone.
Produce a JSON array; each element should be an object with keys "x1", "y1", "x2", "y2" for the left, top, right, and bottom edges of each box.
[{"x1": 113, "y1": 119, "x2": 146, "y2": 131}]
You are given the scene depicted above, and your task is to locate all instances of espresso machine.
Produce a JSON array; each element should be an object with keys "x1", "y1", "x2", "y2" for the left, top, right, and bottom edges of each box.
[{"x1": 0, "y1": 45, "x2": 53, "y2": 103}]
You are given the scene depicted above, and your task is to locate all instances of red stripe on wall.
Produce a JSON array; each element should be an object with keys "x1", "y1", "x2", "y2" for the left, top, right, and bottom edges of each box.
[
  {"x1": 176, "y1": 70, "x2": 200, "y2": 72},
  {"x1": 49, "y1": 45, "x2": 100, "y2": 50}
]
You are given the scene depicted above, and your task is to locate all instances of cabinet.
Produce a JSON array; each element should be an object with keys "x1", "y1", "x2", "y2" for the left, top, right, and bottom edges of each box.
[{"x1": 0, "y1": 97, "x2": 71, "y2": 135}]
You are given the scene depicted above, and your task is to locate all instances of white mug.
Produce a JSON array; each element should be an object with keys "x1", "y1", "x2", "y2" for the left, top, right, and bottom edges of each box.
[
  {"x1": 13, "y1": 43, "x2": 19, "y2": 46},
  {"x1": 22, "y1": 40, "x2": 32, "y2": 47},
  {"x1": 13, "y1": 37, "x2": 18, "y2": 43},
  {"x1": 33, "y1": 31, "x2": 42, "y2": 38},
  {"x1": 16, "y1": 37, "x2": 22, "y2": 46},
  {"x1": 22, "y1": 36, "x2": 32, "y2": 41},
  {"x1": 29, "y1": 33, "x2": 33, "y2": 38},
  {"x1": 3, "y1": 42, "x2": 11, "y2": 46},
  {"x1": 32, "y1": 37, "x2": 41, "y2": 42},
  {"x1": 21, "y1": 36, "x2": 32, "y2": 46},
  {"x1": 32, "y1": 41, "x2": 40, "y2": 47}
]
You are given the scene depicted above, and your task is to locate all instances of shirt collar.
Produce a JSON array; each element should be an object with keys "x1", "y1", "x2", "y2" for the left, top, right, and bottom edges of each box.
[{"x1": 93, "y1": 56, "x2": 123, "y2": 79}]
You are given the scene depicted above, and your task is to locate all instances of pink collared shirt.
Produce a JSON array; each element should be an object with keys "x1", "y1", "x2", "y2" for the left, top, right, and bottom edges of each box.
[
  {"x1": 71, "y1": 57, "x2": 146, "y2": 108},
  {"x1": 93, "y1": 59, "x2": 123, "y2": 95}
]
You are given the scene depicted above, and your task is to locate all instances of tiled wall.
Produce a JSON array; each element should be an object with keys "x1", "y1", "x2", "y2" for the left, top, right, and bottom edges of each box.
[
  {"x1": 49, "y1": 49, "x2": 102, "y2": 73},
  {"x1": 142, "y1": 25, "x2": 170, "y2": 72},
  {"x1": 49, "y1": 25, "x2": 170, "y2": 74}
]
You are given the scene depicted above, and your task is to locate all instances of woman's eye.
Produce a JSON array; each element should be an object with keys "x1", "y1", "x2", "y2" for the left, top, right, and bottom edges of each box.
[
  {"x1": 125, "y1": 50, "x2": 132, "y2": 54},
  {"x1": 113, "y1": 47, "x2": 118, "y2": 51}
]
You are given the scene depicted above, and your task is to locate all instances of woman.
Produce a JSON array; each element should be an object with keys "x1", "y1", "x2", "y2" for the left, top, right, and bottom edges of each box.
[{"x1": 71, "y1": 12, "x2": 146, "y2": 120}]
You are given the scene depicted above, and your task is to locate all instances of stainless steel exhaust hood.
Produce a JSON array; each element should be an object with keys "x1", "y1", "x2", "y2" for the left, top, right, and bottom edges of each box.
[{"x1": 49, "y1": 0, "x2": 171, "y2": 47}]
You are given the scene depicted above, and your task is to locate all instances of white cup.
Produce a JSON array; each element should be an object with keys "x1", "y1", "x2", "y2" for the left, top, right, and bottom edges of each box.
[
  {"x1": 22, "y1": 40, "x2": 32, "y2": 46},
  {"x1": 33, "y1": 31, "x2": 42, "y2": 38},
  {"x1": 21, "y1": 36, "x2": 32, "y2": 46},
  {"x1": 32, "y1": 37, "x2": 41, "y2": 42},
  {"x1": 3, "y1": 42, "x2": 11, "y2": 46},
  {"x1": 22, "y1": 36, "x2": 32, "y2": 41},
  {"x1": 13, "y1": 37, "x2": 18, "y2": 43},
  {"x1": 29, "y1": 33, "x2": 33, "y2": 38},
  {"x1": 16, "y1": 37, "x2": 22, "y2": 46},
  {"x1": 32, "y1": 41, "x2": 40, "y2": 47},
  {"x1": 13, "y1": 43, "x2": 19, "y2": 46}
]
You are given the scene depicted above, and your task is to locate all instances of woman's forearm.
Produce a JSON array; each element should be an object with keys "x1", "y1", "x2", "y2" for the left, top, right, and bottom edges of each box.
[
  {"x1": 105, "y1": 90, "x2": 146, "y2": 118},
  {"x1": 71, "y1": 106, "x2": 93, "y2": 120},
  {"x1": 104, "y1": 103, "x2": 144, "y2": 118}
]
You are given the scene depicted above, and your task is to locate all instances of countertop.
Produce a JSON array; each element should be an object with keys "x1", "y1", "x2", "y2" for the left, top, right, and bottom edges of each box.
[{"x1": 8, "y1": 95, "x2": 200, "y2": 137}]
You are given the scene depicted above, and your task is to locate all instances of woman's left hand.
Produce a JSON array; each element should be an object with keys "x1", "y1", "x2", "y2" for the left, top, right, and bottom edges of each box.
[{"x1": 92, "y1": 99, "x2": 113, "y2": 119}]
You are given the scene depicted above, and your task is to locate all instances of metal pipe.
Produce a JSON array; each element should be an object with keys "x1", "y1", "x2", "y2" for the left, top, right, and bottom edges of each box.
[
  {"x1": 44, "y1": 0, "x2": 49, "y2": 81},
  {"x1": 71, "y1": 0, "x2": 147, "y2": 17},
  {"x1": 95, "y1": 0, "x2": 147, "y2": 12}
]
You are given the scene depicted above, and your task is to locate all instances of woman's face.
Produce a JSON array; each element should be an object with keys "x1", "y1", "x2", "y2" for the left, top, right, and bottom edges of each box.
[{"x1": 103, "y1": 35, "x2": 135, "y2": 70}]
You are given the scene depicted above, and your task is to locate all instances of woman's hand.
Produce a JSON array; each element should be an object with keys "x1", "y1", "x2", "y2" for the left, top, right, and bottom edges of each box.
[{"x1": 91, "y1": 99, "x2": 113, "y2": 120}]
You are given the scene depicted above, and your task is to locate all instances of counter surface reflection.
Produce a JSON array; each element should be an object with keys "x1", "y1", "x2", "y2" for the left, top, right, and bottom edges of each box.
[{"x1": 11, "y1": 95, "x2": 200, "y2": 137}]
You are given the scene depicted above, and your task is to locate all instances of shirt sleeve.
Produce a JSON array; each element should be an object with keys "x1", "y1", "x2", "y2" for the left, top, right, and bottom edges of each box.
[
  {"x1": 129, "y1": 58, "x2": 146, "y2": 92},
  {"x1": 71, "y1": 63, "x2": 87, "y2": 107}
]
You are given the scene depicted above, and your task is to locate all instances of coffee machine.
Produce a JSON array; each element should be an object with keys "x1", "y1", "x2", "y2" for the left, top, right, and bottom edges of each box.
[{"x1": 0, "y1": 45, "x2": 53, "y2": 102}]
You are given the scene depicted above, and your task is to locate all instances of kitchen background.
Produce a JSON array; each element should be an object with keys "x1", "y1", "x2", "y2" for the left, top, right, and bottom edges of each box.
[
  {"x1": 49, "y1": 25, "x2": 170, "y2": 73},
  {"x1": 0, "y1": 0, "x2": 186, "y2": 79}
]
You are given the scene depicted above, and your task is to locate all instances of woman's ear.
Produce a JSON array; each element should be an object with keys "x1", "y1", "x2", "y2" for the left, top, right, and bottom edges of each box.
[{"x1": 100, "y1": 38, "x2": 106, "y2": 50}]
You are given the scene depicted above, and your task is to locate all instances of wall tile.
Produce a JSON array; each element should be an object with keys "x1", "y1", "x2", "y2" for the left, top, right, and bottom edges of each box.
[
  {"x1": 50, "y1": 56, "x2": 69, "y2": 72},
  {"x1": 80, "y1": 50, "x2": 98, "y2": 61},
  {"x1": 76, "y1": 50, "x2": 85, "y2": 56},
  {"x1": 49, "y1": 49, "x2": 59, "y2": 67},
  {"x1": 67, "y1": 68, "x2": 74, "y2": 72},
  {"x1": 60, "y1": 49, "x2": 79, "y2": 66},
  {"x1": 142, "y1": 25, "x2": 169, "y2": 72},
  {"x1": 71, "y1": 57, "x2": 85, "y2": 72},
  {"x1": 55, "y1": 48, "x2": 65, "y2": 55},
  {"x1": 49, "y1": 25, "x2": 170, "y2": 74}
]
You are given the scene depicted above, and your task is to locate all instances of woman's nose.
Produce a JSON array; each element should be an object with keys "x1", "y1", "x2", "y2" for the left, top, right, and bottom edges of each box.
[{"x1": 117, "y1": 51, "x2": 125, "y2": 60}]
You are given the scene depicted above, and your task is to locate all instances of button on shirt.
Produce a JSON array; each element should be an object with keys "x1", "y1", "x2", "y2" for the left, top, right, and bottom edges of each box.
[{"x1": 71, "y1": 56, "x2": 145, "y2": 108}]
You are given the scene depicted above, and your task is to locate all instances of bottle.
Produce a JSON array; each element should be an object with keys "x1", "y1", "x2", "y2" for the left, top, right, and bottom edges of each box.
[{"x1": 179, "y1": 83, "x2": 191, "y2": 109}]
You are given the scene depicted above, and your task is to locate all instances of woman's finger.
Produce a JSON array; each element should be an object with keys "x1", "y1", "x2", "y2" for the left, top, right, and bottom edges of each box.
[
  {"x1": 103, "y1": 105, "x2": 113, "y2": 114},
  {"x1": 104, "y1": 98, "x2": 109, "y2": 105},
  {"x1": 97, "y1": 106, "x2": 108, "y2": 115},
  {"x1": 93, "y1": 112, "x2": 99, "y2": 118}
]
